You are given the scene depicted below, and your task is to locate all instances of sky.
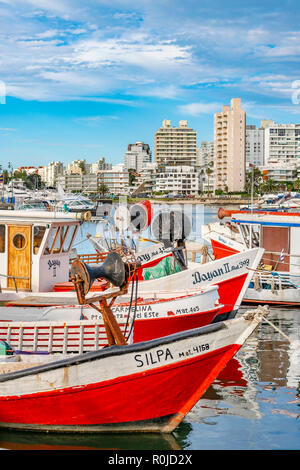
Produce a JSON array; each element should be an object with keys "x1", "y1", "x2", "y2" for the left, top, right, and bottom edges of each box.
[{"x1": 0, "y1": 0, "x2": 300, "y2": 168}]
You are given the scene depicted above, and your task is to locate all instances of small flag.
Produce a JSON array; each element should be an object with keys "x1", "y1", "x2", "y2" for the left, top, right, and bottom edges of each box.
[
  {"x1": 280, "y1": 249, "x2": 284, "y2": 262},
  {"x1": 0, "y1": 174, "x2": 3, "y2": 184}
]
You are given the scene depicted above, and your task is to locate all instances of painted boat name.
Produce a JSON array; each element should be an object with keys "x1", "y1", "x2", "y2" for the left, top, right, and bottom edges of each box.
[
  {"x1": 192, "y1": 258, "x2": 249, "y2": 285},
  {"x1": 134, "y1": 343, "x2": 210, "y2": 368}
]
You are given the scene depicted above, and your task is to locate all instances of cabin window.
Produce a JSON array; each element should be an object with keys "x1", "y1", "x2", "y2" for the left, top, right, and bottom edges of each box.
[
  {"x1": 62, "y1": 225, "x2": 77, "y2": 252},
  {"x1": 51, "y1": 227, "x2": 63, "y2": 253},
  {"x1": 43, "y1": 226, "x2": 59, "y2": 255},
  {"x1": 33, "y1": 225, "x2": 46, "y2": 255},
  {"x1": 0, "y1": 225, "x2": 5, "y2": 253},
  {"x1": 12, "y1": 233, "x2": 27, "y2": 250},
  {"x1": 43, "y1": 225, "x2": 77, "y2": 255},
  {"x1": 240, "y1": 224, "x2": 260, "y2": 248}
]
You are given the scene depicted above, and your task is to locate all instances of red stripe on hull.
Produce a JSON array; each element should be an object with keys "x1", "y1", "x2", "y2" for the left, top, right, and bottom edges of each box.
[
  {"x1": 132, "y1": 307, "x2": 221, "y2": 343},
  {"x1": 211, "y1": 239, "x2": 239, "y2": 260},
  {"x1": 0, "y1": 344, "x2": 240, "y2": 428},
  {"x1": 212, "y1": 273, "x2": 248, "y2": 316}
]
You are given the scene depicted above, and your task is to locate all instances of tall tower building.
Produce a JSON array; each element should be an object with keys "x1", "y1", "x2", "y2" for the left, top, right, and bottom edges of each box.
[
  {"x1": 197, "y1": 141, "x2": 215, "y2": 168},
  {"x1": 245, "y1": 125, "x2": 265, "y2": 170},
  {"x1": 214, "y1": 98, "x2": 246, "y2": 192},
  {"x1": 124, "y1": 142, "x2": 152, "y2": 173},
  {"x1": 154, "y1": 120, "x2": 197, "y2": 167}
]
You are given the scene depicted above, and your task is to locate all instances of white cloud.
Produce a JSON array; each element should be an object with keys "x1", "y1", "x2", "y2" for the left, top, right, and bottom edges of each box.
[
  {"x1": 73, "y1": 115, "x2": 119, "y2": 126},
  {"x1": 178, "y1": 102, "x2": 221, "y2": 116}
]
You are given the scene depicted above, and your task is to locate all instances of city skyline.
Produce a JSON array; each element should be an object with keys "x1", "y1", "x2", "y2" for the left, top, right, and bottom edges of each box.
[{"x1": 0, "y1": 1, "x2": 300, "y2": 168}]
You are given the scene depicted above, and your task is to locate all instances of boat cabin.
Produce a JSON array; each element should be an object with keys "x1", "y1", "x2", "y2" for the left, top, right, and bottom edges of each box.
[
  {"x1": 0, "y1": 210, "x2": 83, "y2": 292},
  {"x1": 231, "y1": 212, "x2": 300, "y2": 273}
]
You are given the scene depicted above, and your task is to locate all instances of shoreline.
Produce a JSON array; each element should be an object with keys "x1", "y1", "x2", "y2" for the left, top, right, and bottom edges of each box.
[{"x1": 147, "y1": 198, "x2": 255, "y2": 205}]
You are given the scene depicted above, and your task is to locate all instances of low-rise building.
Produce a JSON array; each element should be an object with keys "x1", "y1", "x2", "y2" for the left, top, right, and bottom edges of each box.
[
  {"x1": 98, "y1": 164, "x2": 130, "y2": 195},
  {"x1": 259, "y1": 162, "x2": 298, "y2": 183},
  {"x1": 155, "y1": 165, "x2": 200, "y2": 195}
]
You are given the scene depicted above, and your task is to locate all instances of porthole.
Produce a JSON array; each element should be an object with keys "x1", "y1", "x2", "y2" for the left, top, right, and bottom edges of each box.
[{"x1": 12, "y1": 233, "x2": 27, "y2": 250}]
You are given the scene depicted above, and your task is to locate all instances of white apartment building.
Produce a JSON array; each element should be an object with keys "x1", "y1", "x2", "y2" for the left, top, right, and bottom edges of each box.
[
  {"x1": 154, "y1": 120, "x2": 197, "y2": 167},
  {"x1": 214, "y1": 98, "x2": 246, "y2": 193},
  {"x1": 130, "y1": 162, "x2": 158, "y2": 196},
  {"x1": 66, "y1": 159, "x2": 86, "y2": 175},
  {"x1": 57, "y1": 173, "x2": 98, "y2": 193},
  {"x1": 261, "y1": 120, "x2": 300, "y2": 167},
  {"x1": 124, "y1": 142, "x2": 152, "y2": 173},
  {"x1": 39, "y1": 161, "x2": 64, "y2": 187},
  {"x1": 246, "y1": 125, "x2": 265, "y2": 170},
  {"x1": 196, "y1": 141, "x2": 214, "y2": 168},
  {"x1": 155, "y1": 166, "x2": 200, "y2": 196},
  {"x1": 85, "y1": 158, "x2": 112, "y2": 174},
  {"x1": 98, "y1": 164, "x2": 130, "y2": 195},
  {"x1": 259, "y1": 162, "x2": 298, "y2": 182}
]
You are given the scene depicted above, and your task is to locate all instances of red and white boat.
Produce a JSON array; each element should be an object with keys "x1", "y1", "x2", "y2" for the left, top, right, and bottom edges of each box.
[
  {"x1": 0, "y1": 305, "x2": 267, "y2": 433},
  {"x1": 6, "y1": 247, "x2": 264, "y2": 326},
  {"x1": 202, "y1": 208, "x2": 300, "y2": 306},
  {"x1": 0, "y1": 286, "x2": 224, "y2": 351},
  {"x1": 136, "y1": 247, "x2": 264, "y2": 320}
]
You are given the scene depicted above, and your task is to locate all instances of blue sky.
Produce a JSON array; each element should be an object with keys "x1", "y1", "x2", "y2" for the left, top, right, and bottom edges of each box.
[{"x1": 0, "y1": 0, "x2": 300, "y2": 168}]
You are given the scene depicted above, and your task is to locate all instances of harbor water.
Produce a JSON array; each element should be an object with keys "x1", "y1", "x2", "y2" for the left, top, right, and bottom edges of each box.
[{"x1": 0, "y1": 204, "x2": 299, "y2": 451}]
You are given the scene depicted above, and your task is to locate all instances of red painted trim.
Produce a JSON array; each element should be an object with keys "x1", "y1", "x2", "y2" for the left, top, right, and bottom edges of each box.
[
  {"x1": 211, "y1": 238, "x2": 239, "y2": 260},
  {"x1": 132, "y1": 306, "x2": 222, "y2": 342}
]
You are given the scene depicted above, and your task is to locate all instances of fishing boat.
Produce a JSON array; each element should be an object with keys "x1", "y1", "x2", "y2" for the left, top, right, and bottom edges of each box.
[
  {"x1": 0, "y1": 209, "x2": 90, "y2": 302},
  {"x1": 0, "y1": 286, "x2": 223, "y2": 352},
  {"x1": 135, "y1": 247, "x2": 264, "y2": 320},
  {"x1": 0, "y1": 254, "x2": 269, "y2": 433},
  {"x1": 5, "y1": 246, "x2": 263, "y2": 324},
  {"x1": 202, "y1": 208, "x2": 300, "y2": 306}
]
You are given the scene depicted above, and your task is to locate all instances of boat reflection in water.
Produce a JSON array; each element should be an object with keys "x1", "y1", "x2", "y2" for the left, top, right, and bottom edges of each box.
[{"x1": 0, "y1": 429, "x2": 187, "y2": 451}]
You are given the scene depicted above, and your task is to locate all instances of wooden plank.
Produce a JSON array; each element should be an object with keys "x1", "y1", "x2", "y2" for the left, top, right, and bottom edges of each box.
[
  {"x1": 7, "y1": 225, "x2": 31, "y2": 290},
  {"x1": 261, "y1": 226, "x2": 289, "y2": 272}
]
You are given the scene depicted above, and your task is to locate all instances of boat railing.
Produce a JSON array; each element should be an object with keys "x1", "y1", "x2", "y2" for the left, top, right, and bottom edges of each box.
[
  {"x1": 70, "y1": 252, "x2": 108, "y2": 265},
  {"x1": 252, "y1": 269, "x2": 300, "y2": 290},
  {"x1": 0, "y1": 319, "x2": 122, "y2": 354},
  {"x1": 0, "y1": 273, "x2": 30, "y2": 293}
]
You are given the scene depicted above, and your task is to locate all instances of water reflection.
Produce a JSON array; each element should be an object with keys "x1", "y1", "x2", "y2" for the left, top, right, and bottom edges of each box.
[
  {"x1": 0, "y1": 429, "x2": 184, "y2": 451},
  {"x1": 181, "y1": 307, "x2": 300, "y2": 449}
]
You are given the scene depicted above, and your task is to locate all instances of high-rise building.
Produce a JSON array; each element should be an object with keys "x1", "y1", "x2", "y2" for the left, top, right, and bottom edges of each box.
[
  {"x1": 40, "y1": 161, "x2": 64, "y2": 187},
  {"x1": 261, "y1": 120, "x2": 300, "y2": 166},
  {"x1": 154, "y1": 120, "x2": 197, "y2": 167},
  {"x1": 245, "y1": 125, "x2": 265, "y2": 170},
  {"x1": 124, "y1": 142, "x2": 152, "y2": 173},
  {"x1": 214, "y1": 98, "x2": 246, "y2": 192},
  {"x1": 196, "y1": 141, "x2": 214, "y2": 168}
]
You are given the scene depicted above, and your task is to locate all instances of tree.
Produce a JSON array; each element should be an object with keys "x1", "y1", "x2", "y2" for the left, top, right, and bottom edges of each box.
[
  {"x1": 293, "y1": 179, "x2": 300, "y2": 191},
  {"x1": 128, "y1": 168, "x2": 137, "y2": 186},
  {"x1": 98, "y1": 182, "x2": 109, "y2": 197},
  {"x1": 245, "y1": 167, "x2": 262, "y2": 195},
  {"x1": 78, "y1": 161, "x2": 86, "y2": 175},
  {"x1": 205, "y1": 161, "x2": 214, "y2": 196},
  {"x1": 258, "y1": 178, "x2": 280, "y2": 194}
]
